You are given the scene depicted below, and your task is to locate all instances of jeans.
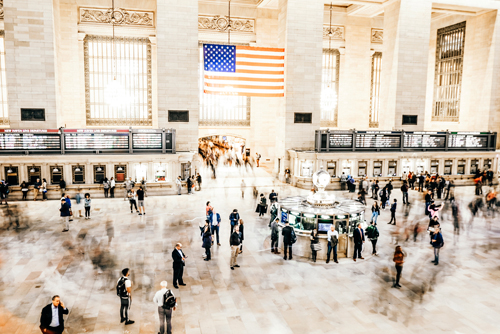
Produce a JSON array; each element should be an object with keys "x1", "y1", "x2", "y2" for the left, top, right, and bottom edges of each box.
[
  {"x1": 371, "y1": 212, "x2": 379, "y2": 224},
  {"x1": 326, "y1": 241, "x2": 337, "y2": 262},
  {"x1": 157, "y1": 306, "x2": 172, "y2": 334},
  {"x1": 395, "y1": 265, "x2": 403, "y2": 285},
  {"x1": 110, "y1": 187, "x2": 115, "y2": 198},
  {"x1": 402, "y1": 192, "x2": 408, "y2": 204},
  {"x1": 353, "y1": 242, "x2": 363, "y2": 259},
  {"x1": 434, "y1": 247, "x2": 440, "y2": 264},
  {"x1": 271, "y1": 238, "x2": 278, "y2": 251},
  {"x1": 22, "y1": 191, "x2": 27, "y2": 200},
  {"x1": 205, "y1": 247, "x2": 211, "y2": 260},
  {"x1": 120, "y1": 297, "x2": 130, "y2": 321},
  {"x1": 370, "y1": 239, "x2": 377, "y2": 254},
  {"x1": 389, "y1": 211, "x2": 396, "y2": 224},
  {"x1": 130, "y1": 200, "x2": 138, "y2": 212},
  {"x1": 211, "y1": 225, "x2": 220, "y2": 244},
  {"x1": 61, "y1": 216, "x2": 69, "y2": 230},
  {"x1": 104, "y1": 188, "x2": 109, "y2": 198},
  {"x1": 283, "y1": 243, "x2": 293, "y2": 259},
  {"x1": 42, "y1": 191, "x2": 47, "y2": 200},
  {"x1": 230, "y1": 245, "x2": 239, "y2": 266},
  {"x1": 85, "y1": 206, "x2": 90, "y2": 218}
]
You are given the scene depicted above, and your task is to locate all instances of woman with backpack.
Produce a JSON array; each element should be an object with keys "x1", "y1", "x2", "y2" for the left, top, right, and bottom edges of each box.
[
  {"x1": 84, "y1": 193, "x2": 92, "y2": 219},
  {"x1": 366, "y1": 221, "x2": 379, "y2": 255},
  {"x1": 202, "y1": 221, "x2": 212, "y2": 261},
  {"x1": 310, "y1": 228, "x2": 320, "y2": 262}
]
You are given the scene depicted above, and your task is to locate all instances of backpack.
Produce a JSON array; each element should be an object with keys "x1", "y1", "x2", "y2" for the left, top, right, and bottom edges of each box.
[
  {"x1": 291, "y1": 228, "x2": 297, "y2": 244},
  {"x1": 162, "y1": 289, "x2": 176, "y2": 309},
  {"x1": 216, "y1": 213, "x2": 221, "y2": 224},
  {"x1": 116, "y1": 277, "x2": 128, "y2": 299}
]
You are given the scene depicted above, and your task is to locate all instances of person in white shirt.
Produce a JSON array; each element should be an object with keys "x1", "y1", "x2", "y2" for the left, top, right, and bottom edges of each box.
[
  {"x1": 326, "y1": 225, "x2": 339, "y2": 264},
  {"x1": 118, "y1": 268, "x2": 135, "y2": 325},
  {"x1": 110, "y1": 177, "x2": 116, "y2": 198},
  {"x1": 153, "y1": 281, "x2": 176, "y2": 334},
  {"x1": 241, "y1": 179, "x2": 246, "y2": 198},
  {"x1": 176, "y1": 176, "x2": 182, "y2": 195}
]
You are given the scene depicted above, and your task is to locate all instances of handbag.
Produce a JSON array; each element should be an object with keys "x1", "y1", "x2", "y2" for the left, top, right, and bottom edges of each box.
[{"x1": 311, "y1": 243, "x2": 322, "y2": 251}]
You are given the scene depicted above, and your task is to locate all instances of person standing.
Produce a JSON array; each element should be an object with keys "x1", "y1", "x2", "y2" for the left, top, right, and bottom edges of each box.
[
  {"x1": 431, "y1": 227, "x2": 444, "y2": 265},
  {"x1": 392, "y1": 246, "x2": 405, "y2": 288},
  {"x1": 282, "y1": 221, "x2": 295, "y2": 260},
  {"x1": 141, "y1": 177, "x2": 147, "y2": 197},
  {"x1": 34, "y1": 178, "x2": 41, "y2": 201},
  {"x1": 137, "y1": 186, "x2": 146, "y2": 216},
  {"x1": 269, "y1": 190, "x2": 278, "y2": 203},
  {"x1": 238, "y1": 219, "x2": 244, "y2": 253},
  {"x1": 270, "y1": 218, "x2": 280, "y2": 254},
  {"x1": 196, "y1": 173, "x2": 202, "y2": 191},
  {"x1": 110, "y1": 177, "x2": 116, "y2": 198},
  {"x1": 64, "y1": 194, "x2": 73, "y2": 222},
  {"x1": 0, "y1": 180, "x2": 8, "y2": 205},
  {"x1": 401, "y1": 181, "x2": 409, "y2": 205},
  {"x1": 172, "y1": 243, "x2": 187, "y2": 288},
  {"x1": 59, "y1": 179, "x2": 66, "y2": 197},
  {"x1": 202, "y1": 221, "x2": 212, "y2": 261},
  {"x1": 353, "y1": 223, "x2": 365, "y2": 262},
  {"x1": 186, "y1": 176, "x2": 193, "y2": 195},
  {"x1": 229, "y1": 209, "x2": 240, "y2": 235},
  {"x1": 39, "y1": 295, "x2": 69, "y2": 334},
  {"x1": 257, "y1": 194, "x2": 267, "y2": 217},
  {"x1": 388, "y1": 199, "x2": 397, "y2": 225},
  {"x1": 340, "y1": 172, "x2": 347, "y2": 190},
  {"x1": 372, "y1": 180, "x2": 379, "y2": 200},
  {"x1": 326, "y1": 224, "x2": 338, "y2": 264},
  {"x1": 176, "y1": 176, "x2": 182, "y2": 195},
  {"x1": 310, "y1": 228, "x2": 320, "y2": 262},
  {"x1": 366, "y1": 221, "x2": 379, "y2": 255},
  {"x1": 21, "y1": 181, "x2": 29, "y2": 201},
  {"x1": 230, "y1": 226, "x2": 241, "y2": 270},
  {"x1": 153, "y1": 281, "x2": 176, "y2": 334},
  {"x1": 124, "y1": 178, "x2": 133, "y2": 200},
  {"x1": 60, "y1": 198, "x2": 70, "y2": 232},
  {"x1": 103, "y1": 178, "x2": 109, "y2": 198},
  {"x1": 84, "y1": 193, "x2": 91, "y2": 219},
  {"x1": 75, "y1": 190, "x2": 83, "y2": 218},
  {"x1": 371, "y1": 201, "x2": 380, "y2": 224},
  {"x1": 418, "y1": 173, "x2": 425, "y2": 192},
  {"x1": 42, "y1": 178, "x2": 48, "y2": 201},
  {"x1": 255, "y1": 152, "x2": 261, "y2": 167},
  {"x1": 117, "y1": 268, "x2": 135, "y2": 325},
  {"x1": 128, "y1": 189, "x2": 139, "y2": 213}
]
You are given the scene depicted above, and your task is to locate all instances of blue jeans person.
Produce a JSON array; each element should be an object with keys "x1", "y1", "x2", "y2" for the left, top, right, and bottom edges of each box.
[
  {"x1": 433, "y1": 247, "x2": 440, "y2": 264},
  {"x1": 211, "y1": 225, "x2": 219, "y2": 245},
  {"x1": 371, "y1": 212, "x2": 379, "y2": 224},
  {"x1": 326, "y1": 241, "x2": 337, "y2": 263},
  {"x1": 403, "y1": 192, "x2": 408, "y2": 204}
]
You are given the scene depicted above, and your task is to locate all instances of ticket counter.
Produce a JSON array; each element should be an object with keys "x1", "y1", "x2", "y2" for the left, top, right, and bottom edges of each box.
[
  {"x1": 342, "y1": 161, "x2": 352, "y2": 176},
  {"x1": 358, "y1": 161, "x2": 367, "y2": 177},
  {"x1": 444, "y1": 160, "x2": 453, "y2": 175},
  {"x1": 373, "y1": 161, "x2": 382, "y2": 177},
  {"x1": 300, "y1": 161, "x2": 314, "y2": 177},
  {"x1": 4, "y1": 166, "x2": 19, "y2": 186},
  {"x1": 154, "y1": 163, "x2": 167, "y2": 182},
  {"x1": 388, "y1": 161, "x2": 397, "y2": 176},
  {"x1": 484, "y1": 159, "x2": 492, "y2": 170},
  {"x1": 471, "y1": 159, "x2": 479, "y2": 174},
  {"x1": 431, "y1": 160, "x2": 439, "y2": 174},
  {"x1": 326, "y1": 161, "x2": 336, "y2": 177},
  {"x1": 457, "y1": 160, "x2": 466, "y2": 175}
]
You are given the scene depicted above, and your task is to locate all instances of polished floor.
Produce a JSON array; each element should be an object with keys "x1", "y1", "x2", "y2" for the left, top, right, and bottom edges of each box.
[{"x1": 0, "y1": 166, "x2": 499, "y2": 334}]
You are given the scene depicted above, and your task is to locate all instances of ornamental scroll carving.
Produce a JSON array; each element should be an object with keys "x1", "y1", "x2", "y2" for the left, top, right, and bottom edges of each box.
[
  {"x1": 80, "y1": 7, "x2": 154, "y2": 27},
  {"x1": 0, "y1": 0, "x2": 4, "y2": 20},
  {"x1": 323, "y1": 25, "x2": 344, "y2": 40},
  {"x1": 371, "y1": 29, "x2": 383, "y2": 43},
  {"x1": 198, "y1": 15, "x2": 254, "y2": 33}
]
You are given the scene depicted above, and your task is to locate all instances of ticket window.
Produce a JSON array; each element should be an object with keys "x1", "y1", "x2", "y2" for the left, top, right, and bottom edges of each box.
[
  {"x1": 373, "y1": 161, "x2": 382, "y2": 177},
  {"x1": 4, "y1": 166, "x2": 19, "y2": 186},
  {"x1": 135, "y1": 164, "x2": 147, "y2": 183},
  {"x1": 457, "y1": 160, "x2": 466, "y2": 175},
  {"x1": 484, "y1": 159, "x2": 492, "y2": 170},
  {"x1": 430, "y1": 160, "x2": 439, "y2": 174},
  {"x1": 27, "y1": 166, "x2": 41, "y2": 185},
  {"x1": 402, "y1": 161, "x2": 411, "y2": 175},
  {"x1": 444, "y1": 160, "x2": 453, "y2": 175},
  {"x1": 335, "y1": 218, "x2": 348, "y2": 234},
  {"x1": 342, "y1": 161, "x2": 352, "y2": 176},
  {"x1": 470, "y1": 159, "x2": 479, "y2": 175},
  {"x1": 114, "y1": 165, "x2": 126, "y2": 183},
  {"x1": 301, "y1": 161, "x2": 313, "y2": 177},
  {"x1": 358, "y1": 161, "x2": 367, "y2": 177},
  {"x1": 417, "y1": 162, "x2": 425, "y2": 175},
  {"x1": 301, "y1": 213, "x2": 316, "y2": 231},
  {"x1": 388, "y1": 161, "x2": 397, "y2": 176},
  {"x1": 327, "y1": 162, "x2": 336, "y2": 178},
  {"x1": 50, "y1": 166, "x2": 63, "y2": 185},
  {"x1": 154, "y1": 163, "x2": 166, "y2": 182},
  {"x1": 72, "y1": 166, "x2": 85, "y2": 184},
  {"x1": 94, "y1": 166, "x2": 106, "y2": 184}
]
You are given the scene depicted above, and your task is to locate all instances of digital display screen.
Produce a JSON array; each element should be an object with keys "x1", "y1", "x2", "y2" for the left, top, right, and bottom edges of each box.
[
  {"x1": 403, "y1": 133, "x2": 446, "y2": 148},
  {"x1": 132, "y1": 133, "x2": 162, "y2": 149},
  {"x1": 318, "y1": 223, "x2": 332, "y2": 232},
  {"x1": 281, "y1": 211, "x2": 288, "y2": 223},
  {"x1": 356, "y1": 132, "x2": 401, "y2": 149},
  {"x1": 329, "y1": 134, "x2": 353, "y2": 148},
  {"x1": 64, "y1": 130, "x2": 129, "y2": 150},
  {"x1": 0, "y1": 129, "x2": 60, "y2": 150},
  {"x1": 448, "y1": 134, "x2": 489, "y2": 149}
]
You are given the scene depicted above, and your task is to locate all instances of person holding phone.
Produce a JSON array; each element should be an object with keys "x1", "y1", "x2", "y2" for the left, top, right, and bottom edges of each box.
[{"x1": 40, "y1": 295, "x2": 69, "y2": 334}]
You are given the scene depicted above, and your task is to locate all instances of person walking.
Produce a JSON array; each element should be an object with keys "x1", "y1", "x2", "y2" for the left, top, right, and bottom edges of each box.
[
  {"x1": 202, "y1": 221, "x2": 212, "y2": 261},
  {"x1": 172, "y1": 243, "x2": 187, "y2": 288},
  {"x1": 141, "y1": 177, "x2": 147, "y2": 197},
  {"x1": 240, "y1": 179, "x2": 246, "y2": 198},
  {"x1": 210, "y1": 211, "x2": 221, "y2": 246},
  {"x1": 21, "y1": 181, "x2": 29, "y2": 200},
  {"x1": 39, "y1": 295, "x2": 69, "y2": 334},
  {"x1": 59, "y1": 179, "x2": 66, "y2": 198},
  {"x1": 116, "y1": 268, "x2": 135, "y2": 325},
  {"x1": 366, "y1": 221, "x2": 379, "y2": 255},
  {"x1": 137, "y1": 186, "x2": 146, "y2": 215},
  {"x1": 340, "y1": 172, "x2": 347, "y2": 190},
  {"x1": 372, "y1": 180, "x2": 379, "y2": 200},
  {"x1": 380, "y1": 186, "x2": 388, "y2": 210},
  {"x1": 84, "y1": 193, "x2": 91, "y2": 219},
  {"x1": 229, "y1": 209, "x2": 240, "y2": 235},
  {"x1": 153, "y1": 281, "x2": 176, "y2": 334},
  {"x1": 431, "y1": 227, "x2": 444, "y2": 265},
  {"x1": 270, "y1": 218, "x2": 280, "y2": 254},
  {"x1": 257, "y1": 194, "x2": 267, "y2": 217},
  {"x1": 388, "y1": 199, "x2": 397, "y2": 225},
  {"x1": 325, "y1": 224, "x2": 338, "y2": 264},
  {"x1": 401, "y1": 181, "x2": 409, "y2": 205},
  {"x1": 34, "y1": 178, "x2": 41, "y2": 201},
  {"x1": 310, "y1": 228, "x2": 320, "y2": 262},
  {"x1": 230, "y1": 226, "x2": 241, "y2": 270},
  {"x1": 393, "y1": 246, "x2": 405, "y2": 288},
  {"x1": 128, "y1": 189, "x2": 139, "y2": 213},
  {"x1": 110, "y1": 177, "x2": 116, "y2": 198},
  {"x1": 269, "y1": 190, "x2": 278, "y2": 203},
  {"x1": 103, "y1": 177, "x2": 109, "y2": 198},
  {"x1": 0, "y1": 180, "x2": 8, "y2": 205},
  {"x1": 60, "y1": 198, "x2": 70, "y2": 232},
  {"x1": 187, "y1": 176, "x2": 193, "y2": 195},
  {"x1": 238, "y1": 219, "x2": 244, "y2": 253},
  {"x1": 353, "y1": 223, "x2": 365, "y2": 262},
  {"x1": 255, "y1": 152, "x2": 261, "y2": 167},
  {"x1": 282, "y1": 221, "x2": 295, "y2": 260},
  {"x1": 75, "y1": 190, "x2": 83, "y2": 218},
  {"x1": 42, "y1": 178, "x2": 48, "y2": 201},
  {"x1": 124, "y1": 178, "x2": 134, "y2": 200},
  {"x1": 176, "y1": 176, "x2": 182, "y2": 195},
  {"x1": 371, "y1": 201, "x2": 380, "y2": 225}
]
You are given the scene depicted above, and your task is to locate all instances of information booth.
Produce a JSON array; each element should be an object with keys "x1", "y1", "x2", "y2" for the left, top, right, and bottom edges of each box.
[
  {"x1": 471, "y1": 159, "x2": 479, "y2": 174},
  {"x1": 431, "y1": 160, "x2": 439, "y2": 174},
  {"x1": 457, "y1": 160, "x2": 466, "y2": 175},
  {"x1": 373, "y1": 161, "x2": 382, "y2": 177},
  {"x1": 326, "y1": 161, "x2": 336, "y2": 177},
  {"x1": 444, "y1": 160, "x2": 453, "y2": 175},
  {"x1": 4, "y1": 166, "x2": 19, "y2": 185},
  {"x1": 358, "y1": 161, "x2": 367, "y2": 177},
  {"x1": 388, "y1": 161, "x2": 397, "y2": 176}
]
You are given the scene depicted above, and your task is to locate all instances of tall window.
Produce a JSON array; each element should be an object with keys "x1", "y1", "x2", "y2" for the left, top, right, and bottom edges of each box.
[
  {"x1": 432, "y1": 22, "x2": 466, "y2": 122},
  {"x1": 370, "y1": 52, "x2": 382, "y2": 128},
  {"x1": 321, "y1": 49, "x2": 340, "y2": 127},
  {"x1": 0, "y1": 32, "x2": 8, "y2": 125},
  {"x1": 199, "y1": 46, "x2": 250, "y2": 126},
  {"x1": 84, "y1": 35, "x2": 152, "y2": 126}
]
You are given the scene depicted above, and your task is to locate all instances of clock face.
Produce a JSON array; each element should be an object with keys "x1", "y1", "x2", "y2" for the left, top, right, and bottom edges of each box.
[{"x1": 313, "y1": 169, "x2": 330, "y2": 188}]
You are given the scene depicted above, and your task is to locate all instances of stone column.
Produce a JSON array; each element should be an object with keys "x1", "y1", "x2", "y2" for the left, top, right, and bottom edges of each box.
[
  {"x1": 3, "y1": 0, "x2": 60, "y2": 128},
  {"x1": 156, "y1": 0, "x2": 199, "y2": 152},
  {"x1": 379, "y1": 0, "x2": 432, "y2": 131}
]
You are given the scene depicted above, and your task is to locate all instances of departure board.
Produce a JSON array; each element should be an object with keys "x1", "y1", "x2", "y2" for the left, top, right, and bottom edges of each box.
[
  {"x1": 0, "y1": 129, "x2": 60, "y2": 150},
  {"x1": 356, "y1": 132, "x2": 401, "y2": 149},
  {"x1": 64, "y1": 129, "x2": 129, "y2": 150},
  {"x1": 403, "y1": 133, "x2": 446, "y2": 148},
  {"x1": 448, "y1": 133, "x2": 489, "y2": 149},
  {"x1": 329, "y1": 134, "x2": 353, "y2": 148},
  {"x1": 132, "y1": 132, "x2": 162, "y2": 149}
]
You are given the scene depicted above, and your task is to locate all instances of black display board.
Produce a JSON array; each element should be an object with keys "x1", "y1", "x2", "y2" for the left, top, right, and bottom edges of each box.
[
  {"x1": 356, "y1": 131, "x2": 401, "y2": 149},
  {"x1": 132, "y1": 130, "x2": 162, "y2": 150},
  {"x1": 0, "y1": 129, "x2": 60, "y2": 151},
  {"x1": 448, "y1": 133, "x2": 489, "y2": 149},
  {"x1": 64, "y1": 129, "x2": 129, "y2": 151},
  {"x1": 403, "y1": 132, "x2": 446, "y2": 149}
]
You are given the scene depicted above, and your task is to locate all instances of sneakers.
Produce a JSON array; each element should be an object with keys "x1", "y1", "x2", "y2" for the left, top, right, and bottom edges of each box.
[
  {"x1": 125, "y1": 320, "x2": 135, "y2": 325},
  {"x1": 234, "y1": 265, "x2": 240, "y2": 268},
  {"x1": 138, "y1": 213, "x2": 142, "y2": 216},
  {"x1": 231, "y1": 267, "x2": 234, "y2": 270},
  {"x1": 62, "y1": 229, "x2": 69, "y2": 232}
]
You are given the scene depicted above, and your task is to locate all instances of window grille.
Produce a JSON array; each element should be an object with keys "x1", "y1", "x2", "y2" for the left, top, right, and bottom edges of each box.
[
  {"x1": 370, "y1": 52, "x2": 382, "y2": 128},
  {"x1": 0, "y1": 32, "x2": 8, "y2": 126},
  {"x1": 432, "y1": 22, "x2": 466, "y2": 122},
  {"x1": 84, "y1": 35, "x2": 152, "y2": 126},
  {"x1": 198, "y1": 46, "x2": 250, "y2": 126},
  {"x1": 321, "y1": 49, "x2": 340, "y2": 127}
]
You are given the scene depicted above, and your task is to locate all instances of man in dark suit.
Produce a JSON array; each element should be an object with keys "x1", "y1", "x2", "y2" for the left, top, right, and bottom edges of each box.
[
  {"x1": 172, "y1": 243, "x2": 187, "y2": 289},
  {"x1": 40, "y1": 295, "x2": 69, "y2": 334},
  {"x1": 281, "y1": 221, "x2": 294, "y2": 260},
  {"x1": 353, "y1": 223, "x2": 365, "y2": 262}
]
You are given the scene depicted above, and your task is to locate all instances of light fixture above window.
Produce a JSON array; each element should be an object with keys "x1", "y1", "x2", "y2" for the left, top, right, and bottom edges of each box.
[
  {"x1": 97, "y1": 167, "x2": 102, "y2": 172},
  {"x1": 117, "y1": 167, "x2": 123, "y2": 171},
  {"x1": 30, "y1": 168, "x2": 35, "y2": 173},
  {"x1": 53, "y1": 168, "x2": 59, "y2": 172},
  {"x1": 7, "y1": 168, "x2": 12, "y2": 173},
  {"x1": 75, "y1": 167, "x2": 81, "y2": 172}
]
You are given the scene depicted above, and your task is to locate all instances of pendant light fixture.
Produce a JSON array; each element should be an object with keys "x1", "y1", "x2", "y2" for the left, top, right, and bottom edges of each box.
[{"x1": 7, "y1": 168, "x2": 12, "y2": 173}]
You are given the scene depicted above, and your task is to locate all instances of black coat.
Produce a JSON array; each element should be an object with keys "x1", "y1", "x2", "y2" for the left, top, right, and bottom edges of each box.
[
  {"x1": 40, "y1": 304, "x2": 69, "y2": 331},
  {"x1": 353, "y1": 228, "x2": 365, "y2": 244},
  {"x1": 172, "y1": 249, "x2": 186, "y2": 269},
  {"x1": 282, "y1": 226, "x2": 294, "y2": 245}
]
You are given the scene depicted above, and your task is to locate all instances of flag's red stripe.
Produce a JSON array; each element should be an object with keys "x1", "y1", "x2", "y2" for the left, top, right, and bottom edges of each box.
[
  {"x1": 205, "y1": 83, "x2": 284, "y2": 90},
  {"x1": 236, "y1": 61, "x2": 284, "y2": 67},
  {"x1": 236, "y1": 46, "x2": 285, "y2": 52},
  {"x1": 204, "y1": 75, "x2": 284, "y2": 82}
]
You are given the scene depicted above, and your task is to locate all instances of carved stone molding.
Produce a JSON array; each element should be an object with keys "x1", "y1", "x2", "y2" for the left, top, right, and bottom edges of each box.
[
  {"x1": 323, "y1": 25, "x2": 344, "y2": 40},
  {"x1": 0, "y1": 117, "x2": 9, "y2": 126},
  {"x1": 79, "y1": 7, "x2": 154, "y2": 27},
  {"x1": 198, "y1": 15, "x2": 254, "y2": 33},
  {"x1": 371, "y1": 28, "x2": 383, "y2": 43},
  {"x1": 0, "y1": 0, "x2": 3, "y2": 20}
]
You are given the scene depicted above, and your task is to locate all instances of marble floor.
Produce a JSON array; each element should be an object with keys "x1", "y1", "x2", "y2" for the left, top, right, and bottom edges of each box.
[{"x1": 1, "y1": 165, "x2": 499, "y2": 334}]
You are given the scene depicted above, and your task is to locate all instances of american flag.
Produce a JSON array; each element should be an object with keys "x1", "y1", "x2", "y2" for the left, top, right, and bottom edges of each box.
[{"x1": 203, "y1": 44, "x2": 285, "y2": 97}]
